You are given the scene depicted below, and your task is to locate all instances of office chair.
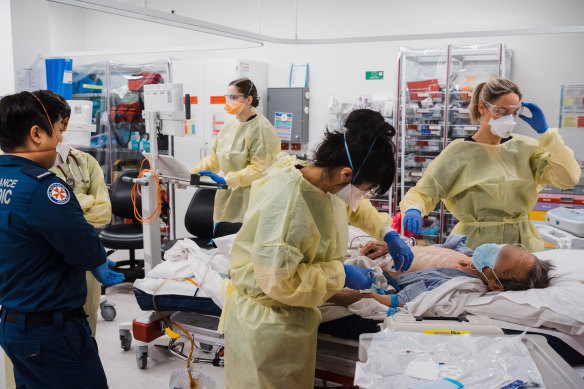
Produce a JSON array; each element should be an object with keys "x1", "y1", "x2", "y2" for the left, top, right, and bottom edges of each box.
[
  {"x1": 161, "y1": 188, "x2": 242, "y2": 257},
  {"x1": 99, "y1": 169, "x2": 145, "y2": 283}
]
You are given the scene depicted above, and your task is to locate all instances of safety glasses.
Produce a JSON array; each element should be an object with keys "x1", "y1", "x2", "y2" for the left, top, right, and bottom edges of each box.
[
  {"x1": 224, "y1": 94, "x2": 245, "y2": 102},
  {"x1": 483, "y1": 101, "x2": 524, "y2": 118}
]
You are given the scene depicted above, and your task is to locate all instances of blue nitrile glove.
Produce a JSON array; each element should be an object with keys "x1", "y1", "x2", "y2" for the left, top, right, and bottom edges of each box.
[
  {"x1": 390, "y1": 294, "x2": 399, "y2": 308},
  {"x1": 198, "y1": 170, "x2": 226, "y2": 185},
  {"x1": 92, "y1": 259, "x2": 125, "y2": 286},
  {"x1": 519, "y1": 102, "x2": 549, "y2": 134},
  {"x1": 384, "y1": 231, "x2": 414, "y2": 271},
  {"x1": 404, "y1": 209, "x2": 423, "y2": 235},
  {"x1": 343, "y1": 265, "x2": 376, "y2": 290}
]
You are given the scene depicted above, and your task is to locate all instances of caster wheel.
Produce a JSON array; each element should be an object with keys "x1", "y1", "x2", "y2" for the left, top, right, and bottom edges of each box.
[
  {"x1": 136, "y1": 346, "x2": 148, "y2": 369},
  {"x1": 120, "y1": 329, "x2": 132, "y2": 351},
  {"x1": 100, "y1": 302, "x2": 116, "y2": 321}
]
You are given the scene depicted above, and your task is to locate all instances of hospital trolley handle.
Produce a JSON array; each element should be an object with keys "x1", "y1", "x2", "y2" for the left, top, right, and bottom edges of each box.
[
  {"x1": 122, "y1": 176, "x2": 150, "y2": 186},
  {"x1": 414, "y1": 315, "x2": 469, "y2": 322},
  {"x1": 189, "y1": 174, "x2": 228, "y2": 190}
]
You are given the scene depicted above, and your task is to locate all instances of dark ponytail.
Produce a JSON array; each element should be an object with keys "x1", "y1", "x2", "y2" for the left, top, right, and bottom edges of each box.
[
  {"x1": 229, "y1": 78, "x2": 260, "y2": 108},
  {"x1": 313, "y1": 109, "x2": 396, "y2": 195}
]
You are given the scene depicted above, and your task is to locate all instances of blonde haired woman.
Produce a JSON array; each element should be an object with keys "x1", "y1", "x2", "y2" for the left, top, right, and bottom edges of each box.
[{"x1": 400, "y1": 78, "x2": 580, "y2": 251}]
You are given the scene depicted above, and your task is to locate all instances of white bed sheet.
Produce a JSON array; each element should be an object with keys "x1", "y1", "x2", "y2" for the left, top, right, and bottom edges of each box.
[
  {"x1": 402, "y1": 249, "x2": 584, "y2": 337},
  {"x1": 134, "y1": 227, "x2": 584, "y2": 351},
  {"x1": 133, "y1": 235, "x2": 235, "y2": 308}
]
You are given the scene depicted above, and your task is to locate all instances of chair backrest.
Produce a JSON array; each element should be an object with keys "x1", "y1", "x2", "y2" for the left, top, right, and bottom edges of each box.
[
  {"x1": 214, "y1": 221, "x2": 242, "y2": 239},
  {"x1": 110, "y1": 169, "x2": 140, "y2": 220},
  {"x1": 184, "y1": 188, "x2": 216, "y2": 239}
]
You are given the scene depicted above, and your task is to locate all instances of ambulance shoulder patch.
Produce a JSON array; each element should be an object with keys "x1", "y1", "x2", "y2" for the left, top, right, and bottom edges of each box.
[{"x1": 47, "y1": 182, "x2": 70, "y2": 205}]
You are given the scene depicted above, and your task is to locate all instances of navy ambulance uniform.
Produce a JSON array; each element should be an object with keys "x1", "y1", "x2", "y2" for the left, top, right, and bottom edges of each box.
[{"x1": 0, "y1": 155, "x2": 108, "y2": 389}]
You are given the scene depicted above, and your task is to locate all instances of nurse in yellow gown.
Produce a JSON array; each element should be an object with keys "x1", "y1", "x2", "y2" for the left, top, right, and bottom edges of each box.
[
  {"x1": 191, "y1": 78, "x2": 281, "y2": 224},
  {"x1": 221, "y1": 109, "x2": 411, "y2": 388},
  {"x1": 401, "y1": 78, "x2": 580, "y2": 252}
]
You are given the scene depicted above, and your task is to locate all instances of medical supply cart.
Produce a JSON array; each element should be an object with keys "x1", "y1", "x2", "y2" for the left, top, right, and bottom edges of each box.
[
  {"x1": 393, "y1": 43, "x2": 512, "y2": 245},
  {"x1": 71, "y1": 60, "x2": 172, "y2": 185}
]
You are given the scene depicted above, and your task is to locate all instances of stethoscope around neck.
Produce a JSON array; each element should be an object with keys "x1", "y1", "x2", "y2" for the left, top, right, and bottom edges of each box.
[{"x1": 57, "y1": 152, "x2": 90, "y2": 188}]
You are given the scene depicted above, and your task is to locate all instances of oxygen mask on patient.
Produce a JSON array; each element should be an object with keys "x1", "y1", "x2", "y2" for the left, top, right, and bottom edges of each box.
[{"x1": 472, "y1": 243, "x2": 505, "y2": 290}]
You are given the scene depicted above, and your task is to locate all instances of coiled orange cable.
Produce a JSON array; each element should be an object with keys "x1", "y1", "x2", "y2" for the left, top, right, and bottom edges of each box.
[{"x1": 131, "y1": 157, "x2": 162, "y2": 223}]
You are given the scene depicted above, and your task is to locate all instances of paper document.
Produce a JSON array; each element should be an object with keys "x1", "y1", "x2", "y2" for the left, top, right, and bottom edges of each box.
[
  {"x1": 144, "y1": 154, "x2": 192, "y2": 181},
  {"x1": 289, "y1": 63, "x2": 309, "y2": 88}
]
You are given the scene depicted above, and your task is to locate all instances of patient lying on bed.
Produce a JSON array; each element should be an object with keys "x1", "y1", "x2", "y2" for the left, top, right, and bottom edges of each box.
[{"x1": 329, "y1": 239, "x2": 554, "y2": 309}]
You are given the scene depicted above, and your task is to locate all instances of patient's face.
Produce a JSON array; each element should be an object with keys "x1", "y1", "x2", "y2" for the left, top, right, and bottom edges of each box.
[
  {"x1": 493, "y1": 245, "x2": 536, "y2": 282},
  {"x1": 462, "y1": 244, "x2": 537, "y2": 291}
]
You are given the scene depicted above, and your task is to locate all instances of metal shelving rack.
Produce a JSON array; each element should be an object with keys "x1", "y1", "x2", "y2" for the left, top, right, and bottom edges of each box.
[
  {"x1": 71, "y1": 60, "x2": 172, "y2": 185},
  {"x1": 71, "y1": 59, "x2": 175, "y2": 238},
  {"x1": 393, "y1": 43, "x2": 512, "y2": 245}
]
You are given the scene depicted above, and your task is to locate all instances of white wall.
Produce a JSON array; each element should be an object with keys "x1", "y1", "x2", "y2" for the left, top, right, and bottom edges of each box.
[
  {"x1": 48, "y1": 2, "x2": 87, "y2": 53},
  {"x1": 118, "y1": 0, "x2": 584, "y2": 38},
  {"x1": 36, "y1": 1, "x2": 584, "y2": 155},
  {"x1": 0, "y1": 0, "x2": 15, "y2": 95},
  {"x1": 10, "y1": 0, "x2": 53, "y2": 92},
  {"x1": 8, "y1": 1, "x2": 583, "y2": 235},
  {"x1": 69, "y1": 30, "x2": 584, "y2": 160}
]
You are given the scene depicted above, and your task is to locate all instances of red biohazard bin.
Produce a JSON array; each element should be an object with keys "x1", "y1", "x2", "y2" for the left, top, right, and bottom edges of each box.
[{"x1": 132, "y1": 317, "x2": 164, "y2": 343}]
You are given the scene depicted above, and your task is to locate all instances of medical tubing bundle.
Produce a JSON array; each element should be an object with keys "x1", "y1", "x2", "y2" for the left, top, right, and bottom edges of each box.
[
  {"x1": 152, "y1": 277, "x2": 200, "y2": 389},
  {"x1": 131, "y1": 157, "x2": 162, "y2": 223}
]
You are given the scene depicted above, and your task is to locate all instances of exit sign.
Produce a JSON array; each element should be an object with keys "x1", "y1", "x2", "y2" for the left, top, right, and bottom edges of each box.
[{"x1": 366, "y1": 71, "x2": 384, "y2": 80}]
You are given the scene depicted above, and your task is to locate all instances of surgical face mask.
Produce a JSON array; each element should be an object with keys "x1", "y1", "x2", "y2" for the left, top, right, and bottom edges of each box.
[
  {"x1": 472, "y1": 243, "x2": 505, "y2": 289},
  {"x1": 335, "y1": 132, "x2": 377, "y2": 211},
  {"x1": 53, "y1": 142, "x2": 71, "y2": 167},
  {"x1": 224, "y1": 82, "x2": 254, "y2": 115},
  {"x1": 224, "y1": 100, "x2": 245, "y2": 115},
  {"x1": 336, "y1": 184, "x2": 367, "y2": 212},
  {"x1": 488, "y1": 114, "x2": 516, "y2": 138}
]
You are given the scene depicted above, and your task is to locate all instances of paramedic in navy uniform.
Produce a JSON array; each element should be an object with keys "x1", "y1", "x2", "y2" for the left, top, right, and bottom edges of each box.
[{"x1": 0, "y1": 90, "x2": 124, "y2": 389}]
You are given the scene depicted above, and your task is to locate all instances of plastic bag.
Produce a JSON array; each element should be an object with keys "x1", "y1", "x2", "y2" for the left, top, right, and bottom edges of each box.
[
  {"x1": 169, "y1": 368, "x2": 216, "y2": 389},
  {"x1": 355, "y1": 330, "x2": 543, "y2": 389}
]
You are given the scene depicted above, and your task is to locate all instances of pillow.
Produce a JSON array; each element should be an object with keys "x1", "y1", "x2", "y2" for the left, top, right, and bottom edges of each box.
[
  {"x1": 534, "y1": 249, "x2": 584, "y2": 282},
  {"x1": 463, "y1": 250, "x2": 584, "y2": 335}
]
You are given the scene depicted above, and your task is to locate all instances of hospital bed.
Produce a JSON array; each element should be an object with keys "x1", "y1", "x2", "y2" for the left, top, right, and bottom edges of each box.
[
  {"x1": 119, "y1": 189, "x2": 584, "y2": 386},
  {"x1": 123, "y1": 306, "x2": 583, "y2": 387},
  {"x1": 121, "y1": 247, "x2": 584, "y2": 388}
]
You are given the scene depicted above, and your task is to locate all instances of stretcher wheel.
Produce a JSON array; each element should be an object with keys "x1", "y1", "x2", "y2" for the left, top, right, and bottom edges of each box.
[
  {"x1": 119, "y1": 329, "x2": 132, "y2": 351},
  {"x1": 136, "y1": 346, "x2": 148, "y2": 369},
  {"x1": 100, "y1": 301, "x2": 116, "y2": 321}
]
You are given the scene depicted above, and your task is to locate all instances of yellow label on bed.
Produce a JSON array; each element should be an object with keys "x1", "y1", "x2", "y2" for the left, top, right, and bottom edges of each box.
[{"x1": 423, "y1": 330, "x2": 470, "y2": 335}]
